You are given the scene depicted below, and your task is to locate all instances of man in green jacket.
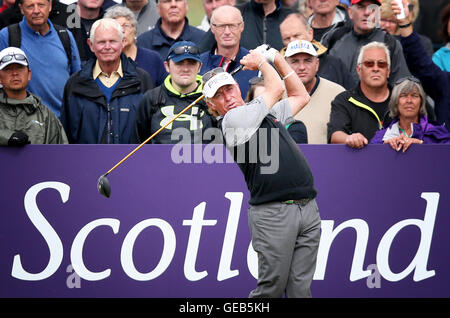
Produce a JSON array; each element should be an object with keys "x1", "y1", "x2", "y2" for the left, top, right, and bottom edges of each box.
[{"x1": 0, "y1": 47, "x2": 68, "y2": 146}]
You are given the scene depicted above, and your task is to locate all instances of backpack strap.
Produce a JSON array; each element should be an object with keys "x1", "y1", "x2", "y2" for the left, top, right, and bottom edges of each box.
[
  {"x1": 9, "y1": 23, "x2": 73, "y2": 69},
  {"x1": 147, "y1": 85, "x2": 164, "y2": 115},
  {"x1": 7, "y1": 24, "x2": 21, "y2": 48},
  {"x1": 53, "y1": 24, "x2": 72, "y2": 70}
]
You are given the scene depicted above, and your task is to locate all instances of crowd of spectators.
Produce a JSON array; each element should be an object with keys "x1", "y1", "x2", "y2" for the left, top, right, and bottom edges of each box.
[{"x1": 0, "y1": 0, "x2": 448, "y2": 149}]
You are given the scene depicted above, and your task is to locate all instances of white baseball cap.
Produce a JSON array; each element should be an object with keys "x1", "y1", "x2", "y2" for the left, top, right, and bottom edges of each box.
[
  {"x1": 0, "y1": 47, "x2": 29, "y2": 70},
  {"x1": 202, "y1": 71, "x2": 237, "y2": 98},
  {"x1": 284, "y1": 40, "x2": 318, "y2": 58}
]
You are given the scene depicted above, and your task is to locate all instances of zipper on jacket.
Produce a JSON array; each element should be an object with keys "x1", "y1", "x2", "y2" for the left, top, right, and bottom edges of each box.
[
  {"x1": 107, "y1": 103, "x2": 112, "y2": 144},
  {"x1": 263, "y1": 16, "x2": 267, "y2": 46}
]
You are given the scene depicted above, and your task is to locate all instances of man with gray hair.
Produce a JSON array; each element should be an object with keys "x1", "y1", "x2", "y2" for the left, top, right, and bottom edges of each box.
[
  {"x1": 328, "y1": 41, "x2": 392, "y2": 148},
  {"x1": 202, "y1": 45, "x2": 321, "y2": 298},
  {"x1": 60, "y1": 18, "x2": 153, "y2": 144}
]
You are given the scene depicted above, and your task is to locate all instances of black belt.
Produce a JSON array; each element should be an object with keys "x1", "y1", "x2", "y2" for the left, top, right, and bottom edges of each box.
[{"x1": 283, "y1": 198, "x2": 312, "y2": 205}]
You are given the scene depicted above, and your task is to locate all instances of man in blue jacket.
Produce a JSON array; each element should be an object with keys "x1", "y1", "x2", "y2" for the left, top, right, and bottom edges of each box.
[
  {"x1": 200, "y1": 5, "x2": 258, "y2": 99},
  {"x1": 60, "y1": 18, "x2": 153, "y2": 144}
]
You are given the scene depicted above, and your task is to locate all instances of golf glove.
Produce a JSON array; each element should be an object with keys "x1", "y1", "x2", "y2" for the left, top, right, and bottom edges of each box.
[
  {"x1": 8, "y1": 131, "x2": 30, "y2": 147},
  {"x1": 254, "y1": 44, "x2": 278, "y2": 64}
]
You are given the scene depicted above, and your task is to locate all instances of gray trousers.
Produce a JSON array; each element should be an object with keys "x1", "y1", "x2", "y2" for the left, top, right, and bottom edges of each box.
[{"x1": 248, "y1": 199, "x2": 321, "y2": 298}]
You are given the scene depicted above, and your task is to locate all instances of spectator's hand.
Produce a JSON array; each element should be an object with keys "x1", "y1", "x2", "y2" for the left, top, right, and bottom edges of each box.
[
  {"x1": 384, "y1": 135, "x2": 404, "y2": 151},
  {"x1": 391, "y1": 0, "x2": 411, "y2": 24},
  {"x1": 384, "y1": 135, "x2": 423, "y2": 152},
  {"x1": 253, "y1": 44, "x2": 278, "y2": 64},
  {"x1": 8, "y1": 131, "x2": 30, "y2": 147},
  {"x1": 345, "y1": 133, "x2": 368, "y2": 149}
]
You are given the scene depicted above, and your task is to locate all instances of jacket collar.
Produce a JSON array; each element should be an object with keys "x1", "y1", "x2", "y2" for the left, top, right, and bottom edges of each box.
[
  {"x1": 250, "y1": 0, "x2": 282, "y2": 16},
  {"x1": 152, "y1": 17, "x2": 192, "y2": 46},
  {"x1": 164, "y1": 74, "x2": 203, "y2": 97},
  {"x1": 0, "y1": 89, "x2": 40, "y2": 115}
]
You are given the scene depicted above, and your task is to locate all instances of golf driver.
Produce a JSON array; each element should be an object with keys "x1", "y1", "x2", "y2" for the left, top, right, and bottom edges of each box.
[{"x1": 97, "y1": 65, "x2": 244, "y2": 198}]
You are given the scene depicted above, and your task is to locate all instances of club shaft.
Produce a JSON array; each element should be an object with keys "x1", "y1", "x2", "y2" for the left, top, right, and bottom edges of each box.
[
  {"x1": 104, "y1": 64, "x2": 243, "y2": 176},
  {"x1": 106, "y1": 94, "x2": 205, "y2": 175}
]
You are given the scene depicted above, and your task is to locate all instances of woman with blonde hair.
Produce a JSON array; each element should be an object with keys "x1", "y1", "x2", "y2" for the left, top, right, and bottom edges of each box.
[{"x1": 380, "y1": 0, "x2": 433, "y2": 56}]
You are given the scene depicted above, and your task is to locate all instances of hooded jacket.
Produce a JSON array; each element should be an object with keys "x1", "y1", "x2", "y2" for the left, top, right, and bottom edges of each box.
[
  {"x1": 370, "y1": 116, "x2": 450, "y2": 144},
  {"x1": 60, "y1": 54, "x2": 153, "y2": 144},
  {"x1": 132, "y1": 75, "x2": 216, "y2": 144},
  {"x1": 0, "y1": 90, "x2": 68, "y2": 145}
]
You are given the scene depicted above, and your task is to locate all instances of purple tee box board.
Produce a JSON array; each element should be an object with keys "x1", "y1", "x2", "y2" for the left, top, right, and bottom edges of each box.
[{"x1": 0, "y1": 144, "x2": 449, "y2": 297}]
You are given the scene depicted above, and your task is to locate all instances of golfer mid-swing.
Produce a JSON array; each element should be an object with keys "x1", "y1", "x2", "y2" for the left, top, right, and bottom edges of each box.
[{"x1": 202, "y1": 45, "x2": 321, "y2": 298}]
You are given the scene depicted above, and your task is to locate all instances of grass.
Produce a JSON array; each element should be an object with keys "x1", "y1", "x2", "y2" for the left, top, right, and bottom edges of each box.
[{"x1": 186, "y1": 0, "x2": 206, "y2": 27}]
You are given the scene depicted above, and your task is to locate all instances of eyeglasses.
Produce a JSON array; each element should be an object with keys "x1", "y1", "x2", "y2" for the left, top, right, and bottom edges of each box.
[
  {"x1": 395, "y1": 76, "x2": 421, "y2": 86},
  {"x1": 202, "y1": 67, "x2": 225, "y2": 83},
  {"x1": 360, "y1": 60, "x2": 389, "y2": 69},
  {"x1": 120, "y1": 23, "x2": 133, "y2": 30},
  {"x1": 211, "y1": 23, "x2": 242, "y2": 32},
  {"x1": 0, "y1": 53, "x2": 28, "y2": 66},
  {"x1": 380, "y1": 19, "x2": 396, "y2": 25}
]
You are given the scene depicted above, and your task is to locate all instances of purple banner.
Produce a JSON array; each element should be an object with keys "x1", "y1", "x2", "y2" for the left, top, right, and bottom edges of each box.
[{"x1": 0, "y1": 144, "x2": 449, "y2": 297}]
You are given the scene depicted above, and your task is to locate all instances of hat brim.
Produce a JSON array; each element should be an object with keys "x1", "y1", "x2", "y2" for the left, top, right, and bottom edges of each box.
[
  {"x1": 0, "y1": 59, "x2": 28, "y2": 71},
  {"x1": 202, "y1": 72, "x2": 237, "y2": 98},
  {"x1": 169, "y1": 54, "x2": 202, "y2": 64}
]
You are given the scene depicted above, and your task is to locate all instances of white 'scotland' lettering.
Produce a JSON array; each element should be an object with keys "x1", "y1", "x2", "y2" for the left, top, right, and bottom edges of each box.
[{"x1": 11, "y1": 182, "x2": 439, "y2": 284}]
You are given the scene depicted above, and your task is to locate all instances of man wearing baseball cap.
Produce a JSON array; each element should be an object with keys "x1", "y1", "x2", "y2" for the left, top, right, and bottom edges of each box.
[
  {"x1": 322, "y1": 0, "x2": 411, "y2": 85},
  {"x1": 203, "y1": 46, "x2": 321, "y2": 298},
  {"x1": 284, "y1": 39, "x2": 345, "y2": 144},
  {"x1": 132, "y1": 41, "x2": 215, "y2": 144},
  {"x1": 0, "y1": 47, "x2": 67, "y2": 145}
]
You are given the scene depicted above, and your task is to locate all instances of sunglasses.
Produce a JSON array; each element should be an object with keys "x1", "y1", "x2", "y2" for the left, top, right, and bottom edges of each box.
[
  {"x1": 0, "y1": 53, "x2": 28, "y2": 66},
  {"x1": 202, "y1": 67, "x2": 225, "y2": 83},
  {"x1": 360, "y1": 60, "x2": 389, "y2": 69},
  {"x1": 168, "y1": 45, "x2": 200, "y2": 57},
  {"x1": 395, "y1": 76, "x2": 421, "y2": 86}
]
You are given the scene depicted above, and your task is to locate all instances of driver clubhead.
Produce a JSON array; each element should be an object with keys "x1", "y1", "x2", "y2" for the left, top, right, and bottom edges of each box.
[{"x1": 97, "y1": 174, "x2": 111, "y2": 198}]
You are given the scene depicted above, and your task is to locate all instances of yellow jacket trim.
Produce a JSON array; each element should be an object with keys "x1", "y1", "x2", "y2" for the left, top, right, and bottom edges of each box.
[{"x1": 348, "y1": 97, "x2": 382, "y2": 129}]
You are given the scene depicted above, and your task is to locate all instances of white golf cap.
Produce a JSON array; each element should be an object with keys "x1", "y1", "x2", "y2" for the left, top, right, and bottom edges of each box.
[
  {"x1": 202, "y1": 71, "x2": 237, "y2": 98},
  {"x1": 284, "y1": 40, "x2": 318, "y2": 58},
  {"x1": 0, "y1": 47, "x2": 29, "y2": 70}
]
